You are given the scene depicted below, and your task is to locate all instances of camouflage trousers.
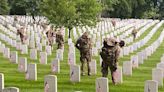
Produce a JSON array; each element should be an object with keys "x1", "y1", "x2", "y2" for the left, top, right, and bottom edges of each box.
[
  {"x1": 132, "y1": 34, "x2": 136, "y2": 41},
  {"x1": 57, "y1": 42, "x2": 64, "y2": 49},
  {"x1": 80, "y1": 52, "x2": 91, "y2": 75},
  {"x1": 101, "y1": 61, "x2": 117, "y2": 84},
  {"x1": 20, "y1": 35, "x2": 27, "y2": 44},
  {"x1": 48, "y1": 38, "x2": 54, "y2": 47}
]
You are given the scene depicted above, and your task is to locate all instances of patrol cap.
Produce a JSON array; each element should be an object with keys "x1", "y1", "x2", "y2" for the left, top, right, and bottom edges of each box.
[{"x1": 106, "y1": 37, "x2": 117, "y2": 46}]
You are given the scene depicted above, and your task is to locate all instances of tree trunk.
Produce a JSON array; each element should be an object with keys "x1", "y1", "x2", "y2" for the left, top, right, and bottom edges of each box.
[{"x1": 68, "y1": 27, "x2": 72, "y2": 38}]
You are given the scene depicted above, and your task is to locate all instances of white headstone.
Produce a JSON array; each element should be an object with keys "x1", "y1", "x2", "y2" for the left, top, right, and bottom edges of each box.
[
  {"x1": 42, "y1": 39, "x2": 47, "y2": 46},
  {"x1": 68, "y1": 52, "x2": 76, "y2": 65},
  {"x1": 40, "y1": 52, "x2": 47, "y2": 64},
  {"x1": 18, "y1": 57, "x2": 27, "y2": 72},
  {"x1": 29, "y1": 41, "x2": 35, "y2": 49},
  {"x1": 30, "y1": 49, "x2": 37, "y2": 60},
  {"x1": 96, "y1": 77, "x2": 109, "y2": 92},
  {"x1": 10, "y1": 51, "x2": 18, "y2": 64},
  {"x1": 44, "y1": 75, "x2": 57, "y2": 92},
  {"x1": 123, "y1": 61, "x2": 132, "y2": 76},
  {"x1": 26, "y1": 64, "x2": 37, "y2": 81},
  {"x1": 161, "y1": 56, "x2": 164, "y2": 62},
  {"x1": 56, "y1": 49, "x2": 63, "y2": 61},
  {"x1": 16, "y1": 42, "x2": 21, "y2": 50},
  {"x1": 70, "y1": 65, "x2": 80, "y2": 82},
  {"x1": 21, "y1": 45, "x2": 28, "y2": 54},
  {"x1": 138, "y1": 52, "x2": 144, "y2": 64},
  {"x1": 0, "y1": 73, "x2": 4, "y2": 92},
  {"x1": 89, "y1": 60, "x2": 97, "y2": 75},
  {"x1": 156, "y1": 63, "x2": 164, "y2": 78},
  {"x1": 36, "y1": 43, "x2": 42, "y2": 51},
  {"x1": 46, "y1": 46, "x2": 52, "y2": 55},
  {"x1": 131, "y1": 55, "x2": 138, "y2": 68},
  {"x1": 0, "y1": 44, "x2": 5, "y2": 53},
  {"x1": 51, "y1": 58, "x2": 60, "y2": 73},
  {"x1": 144, "y1": 80, "x2": 158, "y2": 92},
  {"x1": 152, "y1": 68, "x2": 163, "y2": 87},
  {"x1": 3, "y1": 48, "x2": 10, "y2": 59},
  {"x1": 3, "y1": 87, "x2": 19, "y2": 92},
  {"x1": 115, "y1": 67, "x2": 123, "y2": 84}
]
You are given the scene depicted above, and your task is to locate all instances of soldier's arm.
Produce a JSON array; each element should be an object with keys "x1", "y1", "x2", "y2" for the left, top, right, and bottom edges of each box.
[
  {"x1": 75, "y1": 38, "x2": 81, "y2": 50},
  {"x1": 115, "y1": 47, "x2": 120, "y2": 62}
]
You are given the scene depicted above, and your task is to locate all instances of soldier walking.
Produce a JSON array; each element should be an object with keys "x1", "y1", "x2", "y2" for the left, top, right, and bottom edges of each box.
[
  {"x1": 75, "y1": 32, "x2": 92, "y2": 76},
  {"x1": 100, "y1": 37, "x2": 125, "y2": 84},
  {"x1": 17, "y1": 27, "x2": 27, "y2": 44},
  {"x1": 46, "y1": 26, "x2": 55, "y2": 48},
  {"x1": 132, "y1": 27, "x2": 138, "y2": 41},
  {"x1": 56, "y1": 29, "x2": 64, "y2": 49}
]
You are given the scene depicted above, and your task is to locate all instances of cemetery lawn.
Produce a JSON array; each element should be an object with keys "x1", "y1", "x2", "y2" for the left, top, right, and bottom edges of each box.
[{"x1": 0, "y1": 24, "x2": 164, "y2": 92}]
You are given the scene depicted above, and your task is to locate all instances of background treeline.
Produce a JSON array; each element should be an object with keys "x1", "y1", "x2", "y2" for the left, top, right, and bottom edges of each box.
[{"x1": 0, "y1": 0, "x2": 163, "y2": 19}]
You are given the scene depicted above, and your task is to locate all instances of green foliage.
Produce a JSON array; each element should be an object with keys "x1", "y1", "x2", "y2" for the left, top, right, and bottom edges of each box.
[
  {"x1": 110, "y1": 0, "x2": 132, "y2": 18},
  {"x1": 0, "y1": 0, "x2": 10, "y2": 15},
  {"x1": 40, "y1": 0, "x2": 102, "y2": 38}
]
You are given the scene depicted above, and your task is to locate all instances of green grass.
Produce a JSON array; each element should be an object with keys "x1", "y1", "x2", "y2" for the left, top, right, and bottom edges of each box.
[{"x1": 0, "y1": 23, "x2": 164, "y2": 92}]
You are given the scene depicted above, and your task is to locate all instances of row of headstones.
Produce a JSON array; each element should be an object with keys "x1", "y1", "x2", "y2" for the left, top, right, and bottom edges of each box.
[
  {"x1": 94, "y1": 19, "x2": 152, "y2": 51},
  {"x1": 144, "y1": 55, "x2": 164, "y2": 92},
  {"x1": 123, "y1": 30, "x2": 164, "y2": 92},
  {"x1": 100, "y1": 22, "x2": 162, "y2": 67},
  {"x1": 0, "y1": 74, "x2": 156, "y2": 92},
  {"x1": 0, "y1": 16, "x2": 57, "y2": 49},
  {"x1": 0, "y1": 24, "x2": 65, "y2": 65},
  {"x1": 122, "y1": 20, "x2": 156, "y2": 44},
  {"x1": 123, "y1": 26, "x2": 164, "y2": 77},
  {"x1": 88, "y1": 19, "x2": 152, "y2": 57},
  {"x1": 120, "y1": 20, "x2": 163, "y2": 57},
  {"x1": 96, "y1": 79, "x2": 159, "y2": 92}
]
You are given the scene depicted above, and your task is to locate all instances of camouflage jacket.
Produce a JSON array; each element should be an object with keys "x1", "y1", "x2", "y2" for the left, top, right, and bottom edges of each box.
[
  {"x1": 56, "y1": 34, "x2": 64, "y2": 43},
  {"x1": 75, "y1": 36, "x2": 92, "y2": 53}
]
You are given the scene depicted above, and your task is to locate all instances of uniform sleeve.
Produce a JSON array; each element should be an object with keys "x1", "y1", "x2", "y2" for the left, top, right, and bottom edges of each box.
[{"x1": 115, "y1": 46, "x2": 120, "y2": 62}]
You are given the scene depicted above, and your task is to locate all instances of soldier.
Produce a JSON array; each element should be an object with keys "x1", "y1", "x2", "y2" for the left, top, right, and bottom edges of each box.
[
  {"x1": 17, "y1": 27, "x2": 27, "y2": 44},
  {"x1": 132, "y1": 27, "x2": 138, "y2": 41},
  {"x1": 46, "y1": 26, "x2": 55, "y2": 47},
  {"x1": 13, "y1": 15, "x2": 18, "y2": 27},
  {"x1": 111, "y1": 20, "x2": 116, "y2": 30},
  {"x1": 56, "y1": 29, "x2": 64, "y2": 49},
  {"x1": 100, "y1": 37, "x2": 125, "y2": 84},
  {"x1": 75, "y1": 32, "x2": 92, "y2": 76}
]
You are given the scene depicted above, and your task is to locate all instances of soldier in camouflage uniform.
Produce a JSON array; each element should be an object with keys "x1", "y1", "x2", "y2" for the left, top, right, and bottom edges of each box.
[
  {"x1": 75, "y1": 32, "x2": 92, "y2": 76},
  {"x1": 17, "y1": 27, "x2": 27, "y2": 44},
  {"x1": 132, "y1": 27, "x2": 138, "y2": 41},
  {"x1": 13, "y1": 16, "x2": 18, "y2": 27},
  {"x1": 56, "y1": 30, "x2": 64, "y2": 49},
  {"x1": 100, "y1": 37, "x2": 125, "y2": 84},
  {"x1": 46, "y1": 26, "x2": 55, "y2": 47}
]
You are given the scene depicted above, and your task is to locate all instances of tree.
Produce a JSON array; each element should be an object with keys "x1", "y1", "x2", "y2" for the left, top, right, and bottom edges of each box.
[
  {"x1": 0, "y1": 0, "x2": 10, "y2": 15},
  {"x1": 40, "y1": 0, "x2": 102, "y2": 38},
  {"x1": 100, "y1": 0, "x2": 119, "y2": 17},
  {"x1": 110, "y1": 0, "x2": 132, "y2": 18},
  {"x1": 25, "y1": 0, "x2": 42, "y2": 22},
  {"x1": 9, "y1": 0, "x2": 26, "y2": 15}
]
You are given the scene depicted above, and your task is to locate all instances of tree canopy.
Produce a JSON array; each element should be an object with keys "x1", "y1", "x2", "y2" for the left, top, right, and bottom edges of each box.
[
  {"x1": 40, "y1": 0, "x2": 102, "y2": 38},
  {"x1": 0, "y1": 0, "x2": 10, "y2": 15}
]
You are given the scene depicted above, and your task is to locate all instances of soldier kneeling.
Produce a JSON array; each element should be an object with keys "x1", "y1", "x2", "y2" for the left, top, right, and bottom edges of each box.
[{"x1": 100, "y1": 37, "x2": 125, "y2": 84}]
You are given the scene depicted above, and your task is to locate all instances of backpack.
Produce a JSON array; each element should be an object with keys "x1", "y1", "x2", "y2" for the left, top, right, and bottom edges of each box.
[{"x1": 100, "y1": 47, "x2": 116, "y2": 64}]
